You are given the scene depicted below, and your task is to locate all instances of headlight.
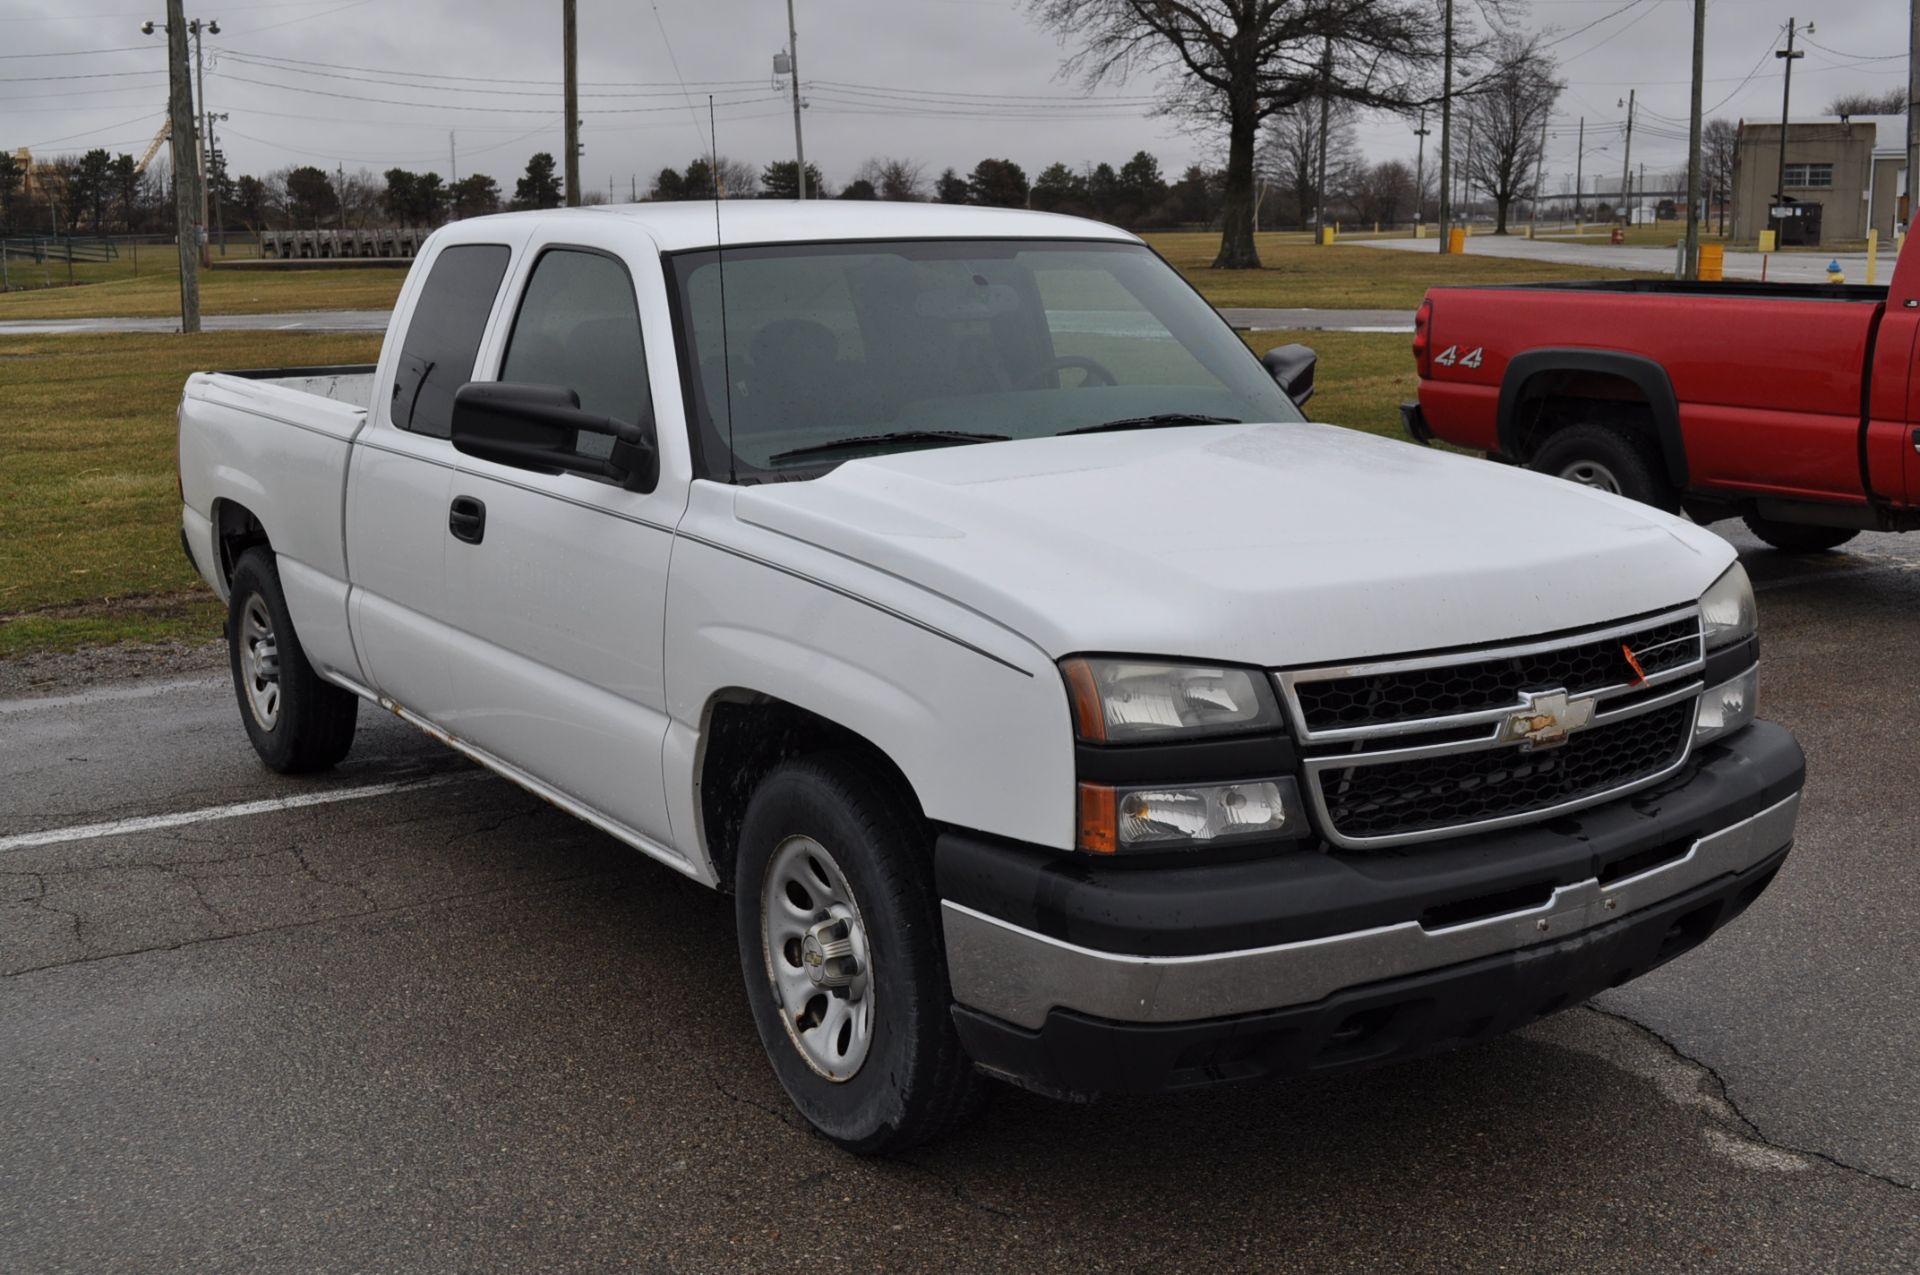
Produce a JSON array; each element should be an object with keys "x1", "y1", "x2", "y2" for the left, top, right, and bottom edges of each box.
[
  {"x1": 1077, "y1": 777, "x2": 1310, "y2": 854},
  {"x1": 1699, "y1": 563, "x2": 1756, "y2": 651},
  {"x1": 1694, "y1": 665, "x2": 1757, "y2": 745},
  {"x1": 1061, "y1": 657, "x2": 1284, "y2": 742}
]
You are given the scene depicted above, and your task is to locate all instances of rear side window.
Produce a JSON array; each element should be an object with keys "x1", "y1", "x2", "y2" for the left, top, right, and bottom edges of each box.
[
  {"x1": 500, "y1": 248, "x2": 649, "y2": 458},
  {"x1": 390, "y1": 243, "x2": 511, "y2": 437}
]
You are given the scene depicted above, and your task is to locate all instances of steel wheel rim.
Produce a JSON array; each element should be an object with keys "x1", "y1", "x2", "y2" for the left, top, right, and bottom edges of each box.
[
  {"x1": 760, "y1": 834, "x2": 874, "y2": 1082},
  {"x1": 1558, "y1": 459, "x2": 1622, "y2": 494},
  {"x1": 239, "y1": 594, "x2": 281, "y2": 731}
]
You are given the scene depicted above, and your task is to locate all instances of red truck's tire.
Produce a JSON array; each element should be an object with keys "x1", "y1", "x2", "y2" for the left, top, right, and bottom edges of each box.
[
  {"x1": 226, "y1": 548, "x2": 359, "y2": 773},
  {"x1": 734, "y1": 753, "x2": 983, "y2": 1153},
  {"x1": 1741, "y1": 514, "x2": 1860, "y2": 553},
  {"x1": 1529, "y1": 424, "x2": 1676, "y2": 511}
]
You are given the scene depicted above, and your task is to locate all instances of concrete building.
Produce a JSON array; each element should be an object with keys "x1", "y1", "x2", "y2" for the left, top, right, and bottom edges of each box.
[{"x1": 1731, "y1": 115, "x2": 1907, "y2": 245}]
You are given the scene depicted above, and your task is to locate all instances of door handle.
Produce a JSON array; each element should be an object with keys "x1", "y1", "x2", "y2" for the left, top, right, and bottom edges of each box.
[{"x1": 448, "y1": 495, "x2": 486, "y2": 544}]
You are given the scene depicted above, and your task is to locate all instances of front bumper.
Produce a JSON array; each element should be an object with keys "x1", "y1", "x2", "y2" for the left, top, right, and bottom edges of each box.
[{"x1": 938, "y1": 720, "x2": 1803, "y2": 1096}]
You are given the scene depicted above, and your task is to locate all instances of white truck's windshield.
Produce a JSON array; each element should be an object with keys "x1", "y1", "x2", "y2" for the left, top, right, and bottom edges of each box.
[{"x1": 666, "y1": 238, "x2": 1303, "y2": 481}]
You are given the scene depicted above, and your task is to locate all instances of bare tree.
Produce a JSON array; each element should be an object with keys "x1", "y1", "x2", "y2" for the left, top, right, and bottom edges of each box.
[
  {"x1": 1702, "y1": 117, "x2": 1737, "y2": 234},
  {"x1": 1460, "y1": 30, "x2": 1560, "y2": 234},
  {"x1": 1826, "y1": 89, "x2": 1905, "y2": 116},
  {"x1": 1347, "y1": 158, "x2": 1417, "y2": 227},
  {"x1": 856, "y1": 157, "x2": 926, "y2": 201},
  {"x1": 1028, "y1": 0, "x2": 1438, "y2": 268},
  {"x1": 1259, "y1": 103, "x2": 1358, "y2": 229}
]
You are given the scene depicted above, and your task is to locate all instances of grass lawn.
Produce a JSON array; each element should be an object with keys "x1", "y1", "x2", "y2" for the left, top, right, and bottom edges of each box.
[
  {"x1": 1141, "y1": 231, "x2": 1648, "y2": 310},
  {"x1": 0, "y1": 265, "x2": 406, "y2": 321},
  {"x1": 0, "y1": 330, "x2": 384, "y2": 656},
  {"x1": 0, "y1": 326, "x2": 1417, "y2": 660}
]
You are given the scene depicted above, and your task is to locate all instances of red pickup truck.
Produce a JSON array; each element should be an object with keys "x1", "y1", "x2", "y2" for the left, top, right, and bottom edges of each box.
[{"x1": 1403, "y1": 241, "x2": 1920, "y2": 551}]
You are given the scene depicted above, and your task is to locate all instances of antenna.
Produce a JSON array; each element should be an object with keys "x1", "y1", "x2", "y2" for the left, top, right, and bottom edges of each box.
[{"x1": 710, "y1": 95, "x2": 736, "y2": 484}]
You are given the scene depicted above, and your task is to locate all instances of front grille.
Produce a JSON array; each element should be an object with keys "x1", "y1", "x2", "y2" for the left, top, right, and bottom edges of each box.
[
  {"x1": 1317, "y1": 701, "x2": 1695, "y2": 842},
  {"x1": 1293, "y1": 613, "x2": 1700, "y2": 733},
  {"x1": 1279, "y1": 607, "x2": 1706, "y2": 848}
]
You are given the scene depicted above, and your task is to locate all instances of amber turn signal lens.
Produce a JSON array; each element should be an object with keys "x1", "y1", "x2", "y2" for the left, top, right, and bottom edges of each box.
[
  {"x1": 1061, "y1": 657, "x2": 1107, "y2": 742},
  {"x1": 1076, "y1": 782, "x2": 1117, "y2": 854}
]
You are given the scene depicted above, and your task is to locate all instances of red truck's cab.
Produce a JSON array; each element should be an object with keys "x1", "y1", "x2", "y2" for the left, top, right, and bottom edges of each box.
[{"x1": 1405, "y1": 240, "x2": 1920, "y2": 551}]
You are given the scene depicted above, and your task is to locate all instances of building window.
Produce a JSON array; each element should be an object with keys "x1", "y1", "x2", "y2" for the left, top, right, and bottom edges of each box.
[{"x1": 1784, "y1": 163, "x2": 1834, "y2": 190}]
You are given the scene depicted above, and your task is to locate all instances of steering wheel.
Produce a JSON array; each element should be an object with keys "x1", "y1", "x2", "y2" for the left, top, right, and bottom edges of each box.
[{"x1": 1017, "y1": 355, "x2": 1119, "y2": 390}]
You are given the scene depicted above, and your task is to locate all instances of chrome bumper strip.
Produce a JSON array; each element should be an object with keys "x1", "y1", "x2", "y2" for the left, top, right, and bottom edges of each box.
[{"x1": 944, "y1": 791, "x2": 1800, "y2": 1031}]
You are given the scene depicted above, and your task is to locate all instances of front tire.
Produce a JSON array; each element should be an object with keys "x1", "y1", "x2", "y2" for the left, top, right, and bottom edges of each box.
[
  {"x1": 1741, "y1": 513, "x2": 1859, "y2": 553},
  {"x1": 1529, "y1": 423, "x2": 1674, "y2": 510},
  {"x1": 227, "y1": 547, "x2": 358, "y2": 773},
  {"x1": 734, "y1": 754, "x2": 982, "y2": 1153}
]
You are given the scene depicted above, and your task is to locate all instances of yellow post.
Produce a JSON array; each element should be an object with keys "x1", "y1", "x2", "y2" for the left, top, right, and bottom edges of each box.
[
  {"x1": 1866, "y1": 230, "x2": 1879, "y2": 285},
  {"x1": 1447, "y1": 227, "x2": 1467, "y2": 254},
  {"x1": 1698, "y1": 243, "x2": 1724, "y2": 281}
]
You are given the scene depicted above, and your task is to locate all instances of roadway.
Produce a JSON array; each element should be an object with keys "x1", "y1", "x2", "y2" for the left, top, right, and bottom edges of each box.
[{"x1": 2, "y1": 523, "x2": 1915, "y2": 1273}]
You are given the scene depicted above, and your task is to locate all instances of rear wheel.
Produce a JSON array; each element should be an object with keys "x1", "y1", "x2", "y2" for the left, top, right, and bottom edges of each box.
[
  {"x1": 226, "y1": 547, "x2": 358, "y2": 773},
  {"x1": 734, "y1": 754, "x2": 982, "y2": 1153},
  {"x1": 1529, "y1": 423, "x2": 1675, "y2": 510},
  {"x1": 1741, "y1": 513, "x2": 1859, "y2": 553}
]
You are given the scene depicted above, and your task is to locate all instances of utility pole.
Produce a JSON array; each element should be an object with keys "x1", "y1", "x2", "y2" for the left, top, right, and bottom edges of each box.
[
  {"x1": 1531, "y1": 119, "x2": 1547, "y2": 229},
  {"x1": 206, "y1": 109, "x2": 226, "y2": 251},
  {"x1": 786, "y1": 0, "x2": 807, "y2": 199},
  {"x1": 189, "y1": 16, "x2": 217, "y2": 266},
  {"x1": 1574, "y1": 117, "x2": 1586, "y2": 226},
  {"x1": 162, "y1": 0, "x2": 199, "y2": 331},
  {"x1": 1683, "y1": 0, "x2": 1705, "y2": 277},
  {"x1": 1462, "y1": 116, "x2": 1474, "y2": 224},
  {"x1": 1436, "y1": 0, "x2": 1454, "y2": 251},
  {"x1": 1774, "y1": 18, "x2": 1806, "y2": 239},
  {"x1": 1413, "y1": 109, "x2": 1430, "y2": 232},
  {"x1": 562, "y1": 0, "x2": 580, "y2": 207},
  {"x1": 1908, "y1": 0, "x2": 1918, "y2": 236},
  {"x1": 1618, "y1": 89, "x2": 1635, "y2": 225},
  {"x1": 1314, "y1": 36, "x2": 1332, "y2": 239}
]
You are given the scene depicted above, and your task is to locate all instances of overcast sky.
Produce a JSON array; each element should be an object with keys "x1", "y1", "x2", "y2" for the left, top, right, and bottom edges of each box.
[{"x1": 2, "y1": 0, "x2": 1909, "y2": 199}]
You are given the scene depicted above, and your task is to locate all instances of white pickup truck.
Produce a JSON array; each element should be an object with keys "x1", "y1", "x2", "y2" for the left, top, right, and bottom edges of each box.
[{"x1": 178, "y1": 203, "x2": 1804, "y2": 1151}]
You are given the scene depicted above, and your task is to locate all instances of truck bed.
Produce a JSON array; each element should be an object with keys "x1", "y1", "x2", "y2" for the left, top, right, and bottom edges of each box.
[{"x1": 1439, "y1": 278, "x2": 1889, "y2": 304}]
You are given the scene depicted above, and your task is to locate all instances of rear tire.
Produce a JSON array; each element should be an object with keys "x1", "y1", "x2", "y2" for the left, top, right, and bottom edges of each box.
[
  {"x1": 734, "y1": 753, "x2": 983, "y2": 1153},
  {"x1": 1741, "y1": 513, "x2": 1859, "y2": 553},
  {"x1": 1529, "y1": 423, "x2": 1675, "y2": 510},
  {"x1": 226, "y1": 547, "x2": 358, "y2": 773}
]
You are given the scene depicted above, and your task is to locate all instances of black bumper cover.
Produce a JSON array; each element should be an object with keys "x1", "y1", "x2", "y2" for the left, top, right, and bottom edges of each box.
[{"x1": 940, "y1": 721, "x2": 1803, "y2": 1097}]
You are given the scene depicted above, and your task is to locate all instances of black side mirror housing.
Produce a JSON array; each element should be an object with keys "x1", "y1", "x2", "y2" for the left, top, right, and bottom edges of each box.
[
  {"x1": 1262, "y1": 343, "x2": 1317, "y2": 410},
  {"x1": 449, "y1": 381, "x2": 659, "y2": 493}
]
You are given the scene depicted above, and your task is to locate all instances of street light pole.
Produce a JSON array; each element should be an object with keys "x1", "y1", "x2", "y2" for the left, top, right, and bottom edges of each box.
[
  {"x1": 1575, "y1": 117, "x2": 1585, "y2": 228},
  {"x1": 151, "y1": 2, "x2": 199, "y2": 331},
  {"x1": 562, "y1": 0, "x2": 580, "y2": 207},
  {"x1": 787, "y1": 0, "x2": 807, "y2": 199},
  {"x1": 1683, "y1": 0, "x2": 1705, "y2": 278},
  {"x1": 1413, "y1": 109, "x2": 1430, "y2": 234},
  {"x1": 1617, "y1": 89, "x2": 1635, "y2": 227},
  {"x1": 1436, "y1": 0, "x2": 1453, "y2": 252},
  {"x1": 190, "y1": 17, "x2": 218, "y2": 266},
  {"x1": 1774, "y1": 18, "x2": 1806, "y2": 239}
]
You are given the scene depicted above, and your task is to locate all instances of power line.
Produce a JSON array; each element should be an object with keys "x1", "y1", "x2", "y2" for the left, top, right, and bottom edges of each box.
[
  {"x1": 212, "y1": 69, "x2": 780, "y2": 114},
  {"x1": 0, "y1": 43, "x2": 163, "y2": 58}
]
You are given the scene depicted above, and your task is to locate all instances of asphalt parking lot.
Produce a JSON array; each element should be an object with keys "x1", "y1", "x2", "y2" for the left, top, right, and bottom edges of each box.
[{"x1": 2, "y1": 526, "x2": 1916, "y2": 1274}]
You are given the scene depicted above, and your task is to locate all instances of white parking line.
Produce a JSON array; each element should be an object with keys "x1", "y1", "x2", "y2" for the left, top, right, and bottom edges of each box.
[
  {"x1": 0, "y1": 674, "x2": 226, "y2": 716},
  {"x1": 0, "y1": 773, "x2": 471, "y2": 853}
]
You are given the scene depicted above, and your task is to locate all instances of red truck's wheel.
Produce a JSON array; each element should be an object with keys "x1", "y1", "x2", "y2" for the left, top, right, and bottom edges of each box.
[
  {"x1": 1741, "y1": 514, "x2": 1859, "y2": 553},
  {"x1": 1529, "y1": 424, "x2": 1675, "y2": 510}
]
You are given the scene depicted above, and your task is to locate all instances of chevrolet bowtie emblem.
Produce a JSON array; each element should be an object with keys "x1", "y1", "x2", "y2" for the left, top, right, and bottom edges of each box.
[{"x1": 1501, "y1": 690, "x2": 1596, "y2": 751}]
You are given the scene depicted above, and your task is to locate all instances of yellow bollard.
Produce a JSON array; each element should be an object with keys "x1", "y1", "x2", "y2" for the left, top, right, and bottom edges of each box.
[
  {"x1": 1447, "y1": 227, "x2": 1467, "y2": 254},
  {"x1": 1758, "y1": 229, "x2": 1777, "y2": 254},
  {"x1": 1320, "y1": 225, "x2": 1337, "y2": 246},
  {"x1": 1698, "y1": 243, "x2": 1724, "y2": 281},
  {"x1": 1867, "y1": 230, "x2": 1879, "y2": 285}
]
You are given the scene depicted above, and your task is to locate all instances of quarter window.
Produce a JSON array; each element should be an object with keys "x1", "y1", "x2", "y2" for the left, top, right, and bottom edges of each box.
[
  {"x1": 390, "y1": 244, "x2": 510, "y2": 437},
  {"x1": 501, "y1": 248, "x2": 650, "y2": 459}
]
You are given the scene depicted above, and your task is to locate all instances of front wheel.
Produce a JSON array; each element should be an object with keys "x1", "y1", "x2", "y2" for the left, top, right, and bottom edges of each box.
[
  {"x1": 1741, "y1": 513, "x2": 1859, "y2": 553},
  {"x1": 226, "y1": 547, "x2": 358, "y2": 773},
  {"x1": 734, "y1": 754, "x2": 982, "y2": 1153}
]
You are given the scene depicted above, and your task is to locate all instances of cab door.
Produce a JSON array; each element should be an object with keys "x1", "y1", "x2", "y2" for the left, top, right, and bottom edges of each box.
[{"x1": 439, "y1": 230, "x2": 689, "y2": 849}]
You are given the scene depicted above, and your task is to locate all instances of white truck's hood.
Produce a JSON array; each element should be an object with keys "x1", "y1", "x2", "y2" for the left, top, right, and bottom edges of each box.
[{"x1": 733, "y1": 423, "x2": 1733, "y2": 668}]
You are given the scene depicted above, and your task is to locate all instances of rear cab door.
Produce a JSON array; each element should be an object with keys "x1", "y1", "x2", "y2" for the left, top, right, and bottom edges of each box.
[
  {"x1": 345, "y1": 226, "x2": 526, "y2": 719},
  {"x1": 438, "y1": 216, "x2": 696, "y2": 859}
]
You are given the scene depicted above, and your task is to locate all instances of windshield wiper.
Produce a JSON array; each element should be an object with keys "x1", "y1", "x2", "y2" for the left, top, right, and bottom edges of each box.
[
  {"x1": 1061, "y1": 413, "x2": 1240, "y2": 436},
  {"x1": 766, "y1": 429, "x2": 1010, "y2": 465}
]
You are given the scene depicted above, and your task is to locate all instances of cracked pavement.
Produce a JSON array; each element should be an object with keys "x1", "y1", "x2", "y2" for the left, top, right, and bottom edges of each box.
[{"x1": 1, "y1": 526, "x2": 1916, "y2": 1273}]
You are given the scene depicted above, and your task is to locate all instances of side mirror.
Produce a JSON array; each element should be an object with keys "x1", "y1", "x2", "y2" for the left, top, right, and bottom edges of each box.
[
  {"x1": 450, "y1": 381, "x2": 658, "y2": 493},
  {"x1": 1262, "y1": 343, "x2": 1317, "y2": 410}
]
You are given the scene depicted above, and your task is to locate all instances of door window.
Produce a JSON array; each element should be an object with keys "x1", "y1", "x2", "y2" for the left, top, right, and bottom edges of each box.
[
  {"x1": 390, "y1": 243, "x2": 511, "y2": 438},
  {"x1": 500, "y1": 248, "x2": 651, "y2": 459}
]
